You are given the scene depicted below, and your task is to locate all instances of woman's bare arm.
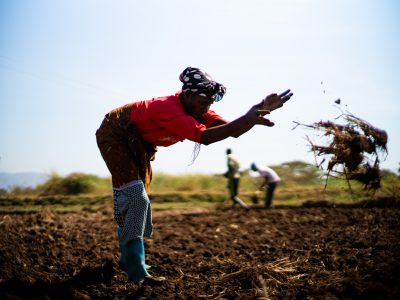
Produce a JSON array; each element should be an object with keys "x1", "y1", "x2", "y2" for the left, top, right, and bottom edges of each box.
[{"x1": 201, "y1": 90, "x2": 293, "y2": 145}]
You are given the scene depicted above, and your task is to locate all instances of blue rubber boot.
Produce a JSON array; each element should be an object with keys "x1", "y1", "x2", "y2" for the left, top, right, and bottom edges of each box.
[
  {"x1": 120, "y1": 238, "x2": 149, "y2": 283},
  {"x1": 118, "y1": 227, "x2": 150, "y2": 283}
]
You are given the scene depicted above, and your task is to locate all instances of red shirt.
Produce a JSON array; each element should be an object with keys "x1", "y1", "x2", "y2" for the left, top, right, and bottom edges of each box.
[{"x1": 129, "y1": 92, "x2": 222, "y2": 146}]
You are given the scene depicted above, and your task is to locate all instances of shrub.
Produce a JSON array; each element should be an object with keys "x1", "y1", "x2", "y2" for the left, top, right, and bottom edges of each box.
[
  {"x1": 36, "y1": 173, "x2": 108, "y2": 196},
  {"x1": 277, "y1": 161, "x2": 323, "y2": 186}
]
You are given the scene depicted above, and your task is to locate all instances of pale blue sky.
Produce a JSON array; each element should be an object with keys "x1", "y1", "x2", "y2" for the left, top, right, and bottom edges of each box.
[{"x1": 0, "y1": 0, "x2": 399, "y2": 177}]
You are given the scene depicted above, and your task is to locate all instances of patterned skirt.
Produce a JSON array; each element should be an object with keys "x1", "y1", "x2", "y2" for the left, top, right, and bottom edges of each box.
[{"x1": 95, "y1": 104, "x2": 157, "y2": 191}]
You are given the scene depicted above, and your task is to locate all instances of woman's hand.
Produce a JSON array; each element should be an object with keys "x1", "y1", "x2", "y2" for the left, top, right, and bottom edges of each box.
[
  {"x1": 245, "y1": 105, "x2": 275, "y2": 126},
  {"x1": 260, "y1": 89, "x2": 293, "y2": 112},
  {"x1": 246, "y1": 89, "x2": 293, "y2": 126}
]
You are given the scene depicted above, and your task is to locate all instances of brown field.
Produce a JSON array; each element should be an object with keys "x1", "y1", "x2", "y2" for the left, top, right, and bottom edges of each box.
[{"x1": 1, "y1": 198, "x2": 399, "y2": 299}]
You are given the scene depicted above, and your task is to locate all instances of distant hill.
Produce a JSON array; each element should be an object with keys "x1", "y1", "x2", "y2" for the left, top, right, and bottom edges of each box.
[{"x1": 0, "y1": 172, "x2": 49, "y2": 190}]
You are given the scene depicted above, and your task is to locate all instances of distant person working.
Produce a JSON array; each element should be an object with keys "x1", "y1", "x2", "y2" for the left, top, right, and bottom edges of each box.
[
  {"x1": 251, "y1": 163, "x2": 281, "y2": 208},
  {"x1": 224, "y1": 149, "x2": 248, "y2": 208}
]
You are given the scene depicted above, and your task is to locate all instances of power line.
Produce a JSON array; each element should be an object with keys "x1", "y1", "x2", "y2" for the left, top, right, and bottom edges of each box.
[{"x1": 0, "y1": 55, "x2": 131, "y2": 98}]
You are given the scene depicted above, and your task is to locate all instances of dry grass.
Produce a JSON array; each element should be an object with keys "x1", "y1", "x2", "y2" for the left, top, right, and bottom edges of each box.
[{"x1": 294, "y1": 112, "x2": 388, "y2": 191}]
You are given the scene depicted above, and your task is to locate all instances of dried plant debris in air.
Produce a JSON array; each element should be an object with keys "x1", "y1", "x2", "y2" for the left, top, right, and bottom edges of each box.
[{"x1": 294, "y1": 112, "x2": 388, "y2": 191}]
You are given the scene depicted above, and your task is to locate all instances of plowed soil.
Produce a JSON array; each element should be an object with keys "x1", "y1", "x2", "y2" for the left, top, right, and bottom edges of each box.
[{"x1": 1, "y1": 198, "x2": 399, "y2": 299}]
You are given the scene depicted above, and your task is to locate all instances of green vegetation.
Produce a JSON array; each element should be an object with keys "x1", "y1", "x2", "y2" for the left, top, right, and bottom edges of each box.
[
  {"x1": 4, "y1": 173, "x2": 111, "y2": 197},
  {"x1": 1, "y1": 161, "x2": 399, "y2": 212}
]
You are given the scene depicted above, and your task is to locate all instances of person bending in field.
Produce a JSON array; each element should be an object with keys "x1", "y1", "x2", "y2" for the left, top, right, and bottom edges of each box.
[
  {"x1": 251, "y1": 163, "x2": 281, "y2": 208},
  {"x1": 96, "y1": 66, "x2": 293, "y2": 284}
]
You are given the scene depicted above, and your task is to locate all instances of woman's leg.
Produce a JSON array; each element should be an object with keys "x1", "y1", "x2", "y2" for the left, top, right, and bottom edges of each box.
[
  {"x1": 97, "y1": 123, "x2": 153, "y2": 283},
  {"x1": 96, "y1": 113, "x2": 162, "y2": 284},
  {"x1": 114, "y1": 180, "x2": 152, "y2": 283}
]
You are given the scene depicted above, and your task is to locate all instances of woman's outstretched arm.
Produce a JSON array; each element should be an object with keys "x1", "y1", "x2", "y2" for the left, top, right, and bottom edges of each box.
[{"x1": 201, "y1": 90, "x2": 293, "y2": 145}]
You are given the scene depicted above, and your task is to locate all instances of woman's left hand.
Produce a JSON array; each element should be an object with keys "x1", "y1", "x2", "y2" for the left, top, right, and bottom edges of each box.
[
  {"x1": 260, "y1": 89, "x2": 293, "y2": 112},
  {"x1": 246, "y1": 105, "x2": 275, "y2": 126}
]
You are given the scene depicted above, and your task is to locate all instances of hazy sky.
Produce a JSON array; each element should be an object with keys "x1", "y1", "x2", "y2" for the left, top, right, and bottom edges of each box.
[{"x1": 1, "y1": 0, "x2": 399, "y2": 177}]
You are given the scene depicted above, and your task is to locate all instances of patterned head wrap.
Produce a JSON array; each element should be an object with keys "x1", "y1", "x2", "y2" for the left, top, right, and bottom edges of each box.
[{"x1": 179, "y1": 67, "x2": 226, "y2": 102}]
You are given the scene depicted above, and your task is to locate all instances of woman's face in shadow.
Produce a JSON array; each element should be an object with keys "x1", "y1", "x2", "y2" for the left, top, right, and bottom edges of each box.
[{"x1": 182, "y1": 93, "x2": 214, "y2": 120}]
